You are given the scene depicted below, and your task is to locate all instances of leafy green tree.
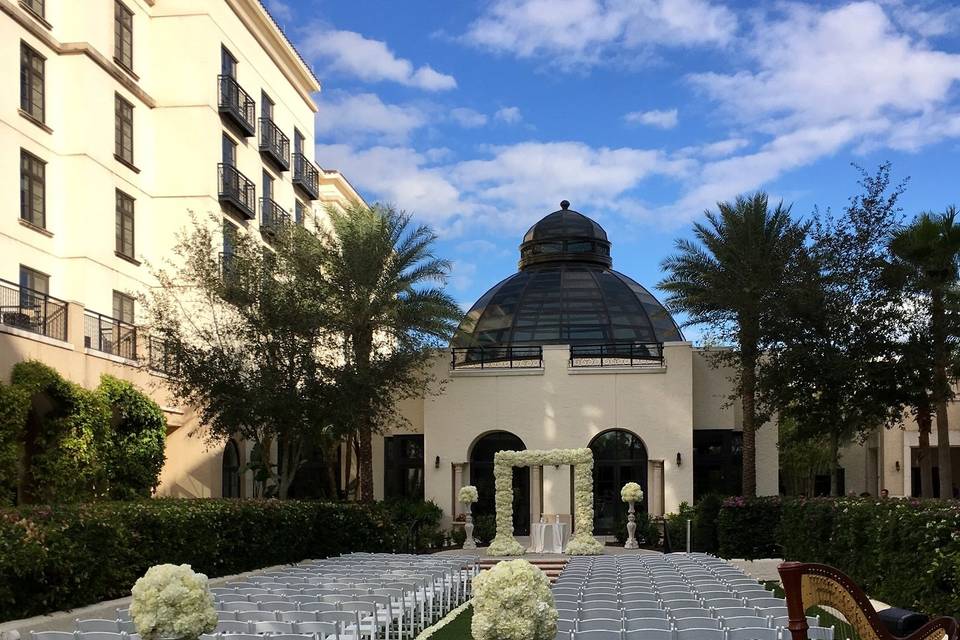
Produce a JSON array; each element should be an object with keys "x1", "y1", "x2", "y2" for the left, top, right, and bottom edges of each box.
[
  {"x1": 778, "y1": 415, "x2": 834, "y2": 497},
  {"x1": 659, "y1": 192, "x2": 809, "y2": 496},
  {"x1": 890, "y1": 206, "x2": 960, "y2": 497},
  {"x1": 761, "y1": 164, "x2": 908, "y2": 495},
  {"x1": 97, "y1": 375, "x2": 167, "y2": 499},
  {"x1": 316, "y1": 203, "x2": 462, "y2": 502},
  {"x1": 141, "y1": 216, "x2": 343, "y2": 499}
]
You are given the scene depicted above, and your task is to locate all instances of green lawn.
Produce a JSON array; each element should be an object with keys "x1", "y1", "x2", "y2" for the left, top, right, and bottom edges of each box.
[{"x1": 421, "y1": 606, "x2": 473, "y2": 639}]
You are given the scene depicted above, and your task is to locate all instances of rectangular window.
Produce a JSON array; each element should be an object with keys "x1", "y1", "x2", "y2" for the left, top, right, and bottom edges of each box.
[
  {"x1": 114, "y1": 94, "x2": 134, "y2": 165},
  {"x1": 261, "y1": 91, "x2": 273, "y2": 120},
  {"x1": 114, "y1": 0, "x2": 133, "y2": 71},
  {"x1": 20, "y1": 42, "x2": 45, "y2": 123},
  {"x1": 294, "y1": 128, "x2": 304, "y2": 154},
  {"x1": 115, "y1": 190, "x2": 135, "y2": 259},
  {"x1": 20, "y1": 149, "x2": 45, "y2": 228},
  {"x1": 19, "y1": 265, "x2": 48, "y2": 295},
  {"x1": 222, "y1": 133, "x2": 236, "y2": 166},
  {"x1": 21, "y1": 0, "x2": 44, "y2": 19},
  {"x1": 221, "y1": 46, "x2": 236, "y2": 78},
  {"x1": 384, "y1": 435, "x2": 425, "y2": 500},
  {"x1": 262, "y1": 170, "x2": 273, "y2": 201},
  {"x1": 223, "y1": 220, "x2": 237, "y2": 257},
  {"x1": 295, "y1": 200, "x2": 305, "y2": 225},
  {"x1": 112, "y1": 290, "x2": 135, "y2": 324}
]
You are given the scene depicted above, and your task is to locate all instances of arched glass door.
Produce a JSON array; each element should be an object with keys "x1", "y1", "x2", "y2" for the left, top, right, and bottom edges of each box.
[
  {"x1": 222, "y1": 439, "x2": 241, "y2": 498},
  {"x1": 470, "y1": 431, "x2": 530, "y2": 536},
  {"x1": 589, "y1": 429, "x2": 648, "y2": 534}
]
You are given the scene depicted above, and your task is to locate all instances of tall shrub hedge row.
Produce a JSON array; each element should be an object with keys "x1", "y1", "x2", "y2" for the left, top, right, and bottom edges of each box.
[
  {"x1": 0, "y1": 499, "x2": 430, "y2": 622},
  {"x1": 717, "y1": 496, "x2": 960, "y2": 618}
]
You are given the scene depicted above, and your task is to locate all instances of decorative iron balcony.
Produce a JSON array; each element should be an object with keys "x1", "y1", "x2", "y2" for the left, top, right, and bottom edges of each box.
[
  {"x1": 292, "y1": 152, "x2": 320, "y2": 200},
  {"x1": 260, "y1": 197, "x2": 291, "y2": 239},
  {"x1": 450, "y1": 346, "x2": 543, "y2": 370},
  {"x1": 258, "y1": 118, "x2": 290, "y2": 170},
  {"x1": 84, "y1": 310, "x2": 137, "y2": 360},
  {"x1": 218, "y1": 163, "x2": 256, "y2": 219},
  {"x1": 217, "y1": 74, "x2": 256, "y2": 137},
  {"x1": 0, "y1": 277, "x2": 67, "y2": 341},
  {"x1": 569, "y1": 342, "x2": 664, "y2": 368}
]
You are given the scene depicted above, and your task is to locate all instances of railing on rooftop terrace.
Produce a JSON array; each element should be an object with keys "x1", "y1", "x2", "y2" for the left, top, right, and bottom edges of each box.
[
  {"x1": 0, "y1": 277, "x2": 67, "y2": 341},
  {"x1": 569, "y1": 342, "x2": 664, "y2": 368},
  {"x1": 450, "y1": 345, "x2": 543, "y2": 370}
]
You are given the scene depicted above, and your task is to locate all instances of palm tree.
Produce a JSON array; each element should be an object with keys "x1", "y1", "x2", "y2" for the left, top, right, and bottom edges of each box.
[
  {"x1": 318, "y1": 202, "x2": 462, "y2": 502},
  {"x1": 659, "y1": 193, "x2": 808, "y2": 496},
  {"x1": 890, "y1": 207, "x2": 960, "y2": 498}
]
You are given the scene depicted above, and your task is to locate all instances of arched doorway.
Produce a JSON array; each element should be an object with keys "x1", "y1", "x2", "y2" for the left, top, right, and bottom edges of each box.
[
  {"x1": 470, "y1": 431, "x2": 530, "y2": 536},
  {"x1": 589, "y1": 429, "x2": 648, "y2": 535},
  {"x1": 222, "y1": 439, "x2": 241, "y2": 498}
]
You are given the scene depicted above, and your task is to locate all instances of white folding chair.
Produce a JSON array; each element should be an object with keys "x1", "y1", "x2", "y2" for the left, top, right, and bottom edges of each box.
[
  {"x1": 674, "y1": 618, "x2": 721, "y2": 630},
  {"x1": 577, "y1": 618, "x2": 623, "y2": 632},
  {"x1": 294, "y1": 621, "x2": 340, "y2": 640},
  {"x1": 249, "y1": 620, "x2": 294, "y2": 635},
  {"x1": 625, "y1": 618, "x2": 672, "y2": 631},
  {"x1": 727, "y1": 628, "x2": 780, "y2": 640},
  {"x1": 675, "y1": 629, "x2": 725, "y2": 640},
  {"x1": 75, "y1": 620, "x2": 121, "y2": 633},
  {"x1": 624, "y1": 628, "x2": 674, "y2": 640}
]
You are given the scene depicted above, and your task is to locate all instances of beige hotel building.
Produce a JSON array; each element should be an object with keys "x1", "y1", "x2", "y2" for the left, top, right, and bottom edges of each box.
[{"x1": 0, "y1": 0, "x2": 363, "y2": 497}]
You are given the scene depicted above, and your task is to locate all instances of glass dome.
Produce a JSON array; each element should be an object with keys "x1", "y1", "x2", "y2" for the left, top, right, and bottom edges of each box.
[{"x1": 452, "y1": 201, "x2": 683, "y2": 349}]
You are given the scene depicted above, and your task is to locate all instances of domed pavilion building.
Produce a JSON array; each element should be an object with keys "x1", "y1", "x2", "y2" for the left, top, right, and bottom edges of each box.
[{"x1": 375, "y1": 202, "x2": 780, "y2": 537}]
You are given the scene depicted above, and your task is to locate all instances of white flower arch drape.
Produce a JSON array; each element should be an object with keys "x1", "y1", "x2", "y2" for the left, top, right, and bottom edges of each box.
[{"x1": 487, "y1": 448, "x2": 604, "y2": 556}]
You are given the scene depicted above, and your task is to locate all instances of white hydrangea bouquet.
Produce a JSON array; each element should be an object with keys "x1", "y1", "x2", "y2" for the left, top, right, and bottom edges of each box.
[
  {"x1": 130, "y1": 564, "x2": 218, "y2": 640},
  {"x1": 458, "y1": 485, "x2": 478, "y2": 503},
  {"x1": 471, "y1": 559, "x2": 558, "y2": 640},
  {"x1": 621, "y1": 481, "x2": 644, "y2": 503}
]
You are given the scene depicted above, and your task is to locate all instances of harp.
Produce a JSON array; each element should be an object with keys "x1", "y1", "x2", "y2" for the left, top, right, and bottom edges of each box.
[{"x1": 778, "y1": 562, "x2": 959, "y2": 640}]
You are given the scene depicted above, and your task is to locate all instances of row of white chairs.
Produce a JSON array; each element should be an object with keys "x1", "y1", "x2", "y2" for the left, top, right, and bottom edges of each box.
[{"x1": 558, "y1": 628, "x2": 834, "y2": 640}]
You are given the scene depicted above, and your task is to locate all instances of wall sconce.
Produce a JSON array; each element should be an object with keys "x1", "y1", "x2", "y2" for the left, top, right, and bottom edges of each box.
[
  {"x1": 676, "y1": 452, "x2": 682, "y2": 467},
  {"x1": 435, "y1": 455, "x2": 440, "y2": 469},
  {"x1": 895, "y1": 461, "x2": 901, "y2": 472}
]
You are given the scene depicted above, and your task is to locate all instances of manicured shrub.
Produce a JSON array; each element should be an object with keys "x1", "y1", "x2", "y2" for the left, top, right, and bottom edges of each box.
[
  {"x1": 717, "y1": 496, "x2": 960, "y2": 618},
  {"x1": 0, "y1": 383, "x2": 29, "y2": 505},
  {"x1": 0, "y1": 498, "x2": 439, "y2": 622}
]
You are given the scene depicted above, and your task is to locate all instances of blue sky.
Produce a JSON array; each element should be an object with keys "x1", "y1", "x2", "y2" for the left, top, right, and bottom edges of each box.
[{"x1": 267, "y1": 0, "x2": 960, "y2": 340}]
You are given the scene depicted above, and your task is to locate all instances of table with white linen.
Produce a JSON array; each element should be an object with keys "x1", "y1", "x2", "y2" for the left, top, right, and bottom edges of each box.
[{"x1": 528, "y1": 521, "x2": 569, "y2": 553}]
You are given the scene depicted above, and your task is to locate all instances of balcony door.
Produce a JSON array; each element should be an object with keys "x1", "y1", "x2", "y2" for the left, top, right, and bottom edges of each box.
[
  {"x1": 221, "y1": 46, "x2": 236, "y2": 78},
  {"x1": 222, "y1": 133, "x2": 236, "y2": 166}
]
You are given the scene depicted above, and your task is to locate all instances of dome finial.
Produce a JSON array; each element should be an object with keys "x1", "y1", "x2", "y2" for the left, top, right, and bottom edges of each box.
[{"x1": 560, "y1": 199, "x2": 570, "y2": 210}]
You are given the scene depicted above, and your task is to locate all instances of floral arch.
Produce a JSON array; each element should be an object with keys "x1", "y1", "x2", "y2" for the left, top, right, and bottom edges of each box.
[{"x1": 487, "y1": 448, "x2": 604, "y2": 556}]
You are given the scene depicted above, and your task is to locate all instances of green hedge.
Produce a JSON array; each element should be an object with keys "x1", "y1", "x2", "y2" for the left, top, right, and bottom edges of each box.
[
  {"x1": 0, "y1": 498, "x2": 440, "y2": 622},
  {"x1": 717, "y1": 496, "x2": 960, "y2": 618}
]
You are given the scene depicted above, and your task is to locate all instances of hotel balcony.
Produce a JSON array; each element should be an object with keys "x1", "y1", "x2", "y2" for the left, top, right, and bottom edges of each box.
[
  {"x1": 293, "y1": 152, "x2": 320, "y2": 200},
  {"x1": 217, "y1": 74, "x2": 256, "y2": 137},
  {"x1": 218, "y1": 163, "x2": 256, "y2": 220},
  {"x1": 259, "y1": 118, "x2": 290, "y2": 171},
  {"x1": 0, "y1": 278, "x2": 68, "y2": 341},
  {"x1": 260, "y1": 197, "x2": 291, "y2": 240},
  {"x1": 450, "y1": 346, "x2": 543, "y2": 370},
  {"x1": 568, "y1": 342, "x2": 665, "y2": 368},
  {"x1": 84, "y1": 310, "x2": 137, "y2": 360}
]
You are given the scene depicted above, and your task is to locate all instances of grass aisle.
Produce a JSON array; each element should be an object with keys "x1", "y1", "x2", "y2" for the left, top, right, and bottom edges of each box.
[{"x1": 418, "y1": 605, "x2": 472, "y2": 639}]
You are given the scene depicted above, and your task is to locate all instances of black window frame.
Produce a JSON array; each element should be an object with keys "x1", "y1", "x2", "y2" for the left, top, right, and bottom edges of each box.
[
  {"x1": 20, "y1": 42, "x2": 45, "y2": 123},
  {"x1": 222, "y1": 132, "x2": 237, "y2": 166},
  {"x1": 383, "y1": 435, "x2": 425, "y2": 500},
  {"x1": 115, "y1": 190, "x2": 135, "y2": 260},
  {"x1": 294, "y1": 128, "x2": 304, "y2": 154},
  {"x1": 20, "y1": 149, "x2": 46, "y2": 228},
  {"x1": 20, "y1": 0, "x2": 45, "y2": 20},
  {"x1": 112, "y1": 290, "x2": 135, "y2": 324},
  {"x1": 114, "y1": 93, "x2": 134, "y2": 166},
  {"x1": 113, "y1": 0, "x2": 134, "y2": 72},
  {"x1": 295, "y1": 200, "x2": 305, "y2": 225},
  {"x1": 19, "y1": 265, "x2": 49, "y2": 295},
  {"x1": 221, "y1": 45, "x2": 237, "y2": 78},
  {"x1": 261, "y1": 91, "x2": 273, "y2": 120}
]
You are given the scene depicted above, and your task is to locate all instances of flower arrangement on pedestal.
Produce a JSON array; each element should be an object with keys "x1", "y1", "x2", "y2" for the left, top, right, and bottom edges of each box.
[
  {"x1": 130, "y1": 564, "x2": 218, "y2": 640},
  {"x1": 471, "y1": 559, "x2": 558, "y2": 640},
  {"x1": 486, "y1": 448, "x2": 603, "y2": 556},
  {"x1": 620, "y1": 481, "x2": 644, "y2": 550},
  {"x1": 459, "y1": 484, "x2": 479, "y2": 549}
]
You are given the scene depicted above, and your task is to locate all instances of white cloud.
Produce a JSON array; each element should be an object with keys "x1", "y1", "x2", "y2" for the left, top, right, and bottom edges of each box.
[
  {"x1": 315, "y1": 93, "x2": 426, "y2": 143},
  {"x1": 886, "y1": 1, "x2": 960, "y2": 37},
  {"x1": 494, "y1": 106, "x2": 523, "y2": 124},
  {"x1": 463, "y1": 0, "x2": 737, "y2": 67},
  {"x1": 264, "y1": 0, "x2": 294, "y2": 22},
  {"x1": 449, "y1": 261, "x2": 478, "y2": 292},
  {"x1": 678, "y1": 137, "x2": 751, "y2": 159},
  {"x1": 450, "y1": 107, "x2": 488, "y2": 128},
  {"x1": 301, "y1": 29, "x2": 456, "y2": 90},
  {"x1": 624, "y1": 108, "x2": 678, "y2": 129}
]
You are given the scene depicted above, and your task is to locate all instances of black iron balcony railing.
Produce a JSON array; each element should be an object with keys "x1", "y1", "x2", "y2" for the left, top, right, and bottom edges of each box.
[
  {"x1": 451, "y1": 345, "x2": 543, "y2": 370},
  {"x1": 260, "y1": 197, "x2": 291, "y2": 239},
  {"x1": 218, "y1": 74, "x2": 256, "y2": 137},
  {"x1": 218, "y1": 163, "x2": 256, "y2": 219},
  {"x1": 259, "y1": 118, "x2": 290, "y2": 170},
  {"x1": 0, "y1": 277, "x2": 67, "y2": 341},
  {"x1": 148, "y1": 336, "x2": 176, "y2": 375},
  {"x1": 569, "y1": 342, "x2": 664, "y2": 368},
  {"x1": 84, "y1": 310, "x2": 137, "y2": 360},
  {"x1": 292, "y1": 152, "x2": 320, "y2": 200}
]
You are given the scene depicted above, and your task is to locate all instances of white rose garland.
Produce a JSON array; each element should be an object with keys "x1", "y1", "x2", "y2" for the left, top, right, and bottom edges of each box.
[
  {"x1": 458, "y1": 485, "x2": 479, "y2": 504},
  {"x1": 471, "y1": 559, "x2": 558, "y2": 640},
  {"x1": 130, "y1": 564, "x2": 218, "y2": 640},
  {"x1": 621, "y1": 481, "x2": 644, "y2": 503}
]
